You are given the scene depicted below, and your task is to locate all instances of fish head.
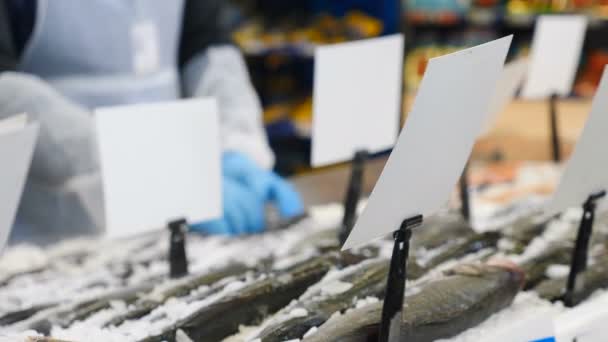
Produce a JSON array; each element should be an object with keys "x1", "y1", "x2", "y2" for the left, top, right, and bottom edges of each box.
[
  {"x1": 486, "y1": 259, "x2": 526, "y2": 289},
  {"x1": 445, "y1": 261, "x2": 525, "y2": 290}
]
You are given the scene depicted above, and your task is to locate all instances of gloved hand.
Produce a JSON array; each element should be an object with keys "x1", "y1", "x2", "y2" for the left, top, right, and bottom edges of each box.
[
  {"x1": 191, "y1": 152, "x2": 304, "y2": 235},
  {"x1": 222, "y1": 152, "x2": 304, "y2": 218},
  {"x1": 191, "y1": 176, "x2": 264, "y2": 235}
]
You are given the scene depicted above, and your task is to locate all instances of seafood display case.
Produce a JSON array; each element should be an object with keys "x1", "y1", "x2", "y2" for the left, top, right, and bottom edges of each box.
[{"x1": 2, "y1": 162, "x2": 608, "y2": 341}]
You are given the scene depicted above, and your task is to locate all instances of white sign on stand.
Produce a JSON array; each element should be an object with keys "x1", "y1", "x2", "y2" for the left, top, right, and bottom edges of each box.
[
  {"x1": 571, "y1": 321, "x2": 605, "y2": 342},
  {"x1": 343, "y1": 36, "x2": 513, "y2": 250},
  {"x1": 491, "y1": 313, "x2": 556, "y2": 342},
  {"x1": 544, "y1": 67, "x2": 608, "y2": 216},
  {"x1": 95, "y1": 99, "x2": 222, "y2": 239},
  {"x1": 0, "y1": 116, "x2": 39, "y2": 251},
  {"x1": 521, "y1": 15, "x2": 587, "y2": 99},
  {"x1": 0, "y1": 113, "x2": 27, "y2": 135},
  {"x1": 556, "y1": 306, "x2": 608, "y2": 342},
  {"x1": 311, "y1": 34, "x2": 404, "y2": 167},
  {"x1": 561, "y1": 315, "x2": 607, "y2": 342},
  {"x1": 481, "y1": 58, "x2": 529, "y2": 135}
]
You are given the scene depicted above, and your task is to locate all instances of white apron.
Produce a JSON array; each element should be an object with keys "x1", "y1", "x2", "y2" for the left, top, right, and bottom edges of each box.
[
  {"x1": 11, "y1": 0, "x2": 184, "y2": 244},
  {"x1": 19, "y1": 0, "x2": 183, "y2": 107}
]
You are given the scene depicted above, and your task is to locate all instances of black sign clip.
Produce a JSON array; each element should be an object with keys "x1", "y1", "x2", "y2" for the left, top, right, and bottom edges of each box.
[
  {"x1": 378, "y1": 214, "x2": 423, "y2": 342},
  {"x1": 564, "y1": 190, "x2": 606, "y2": 307},
  {"x1": 549, "y1": 93, "x2": 561, "y2": 162},
  {"x1": 459, "y1": 160, "x2": 471, "y2": 221},
  {"x1": 168, "y1": 218, "x2": 189, "y2": 279},
  {"x1": 339, "y1": 149, "x2": 369, "y2": 246}
]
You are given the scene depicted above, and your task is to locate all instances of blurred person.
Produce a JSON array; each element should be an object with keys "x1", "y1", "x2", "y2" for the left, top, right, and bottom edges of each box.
[{"x1": 0, "y1": 0, "x2": 304, "y2": 245}]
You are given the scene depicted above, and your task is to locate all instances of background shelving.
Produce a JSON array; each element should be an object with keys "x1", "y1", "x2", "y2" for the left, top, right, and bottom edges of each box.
[{"x1": 226, "y1": 0, "x2": 608, "y2": 175}]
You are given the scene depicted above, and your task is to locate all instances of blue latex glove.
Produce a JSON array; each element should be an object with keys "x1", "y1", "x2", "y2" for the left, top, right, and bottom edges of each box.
[
  {"x1": 192, "y1": 152, "x2": 304, "y2": 235},
  {"x1": 222, "y1": 152, "x2": 304, "y2": 218},
  {"x1": 191, "y1": 176, "x2": 265, "y2": 235}
]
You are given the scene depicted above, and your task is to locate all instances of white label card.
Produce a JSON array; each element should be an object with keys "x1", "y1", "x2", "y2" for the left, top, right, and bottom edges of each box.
[
  {"x1": 311, "y1": 34, "x2": 403, "y2": 167},
  {"x1": 0, "y1": 113, "x2": 27, "y2": 135},
  {"x1": 556, "y1": 308, "x2": 608, "y2": 342},
  {"x1": 481, "y1": 58, "x2": 528, "y2": 136},
  {"x1": 545, "y1": 67, "x2": 608, "y2": 216},
  {"x1": 491, "y1": 313, "x2": 556, "y2": 342},
  {"x1": 521, "y1": 15, "x2": 587, "y2": 99},
  {"x1": 0, "y1": 122, "x2": 39, "y2": 252},
  {"x1": 343, "y1": 36, "x2": 513, "y2": 250},
  {"x1": 95, "y1": 99, "x2": 222, "y2": 239},
  {"x1": 574, "y1": 325, "x2": 604, "y2": 342}
]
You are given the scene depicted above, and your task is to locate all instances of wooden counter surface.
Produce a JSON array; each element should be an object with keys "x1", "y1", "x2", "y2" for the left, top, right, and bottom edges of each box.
[{"x1": 293, "y1": 99, "x2": 592, "y2": 206}]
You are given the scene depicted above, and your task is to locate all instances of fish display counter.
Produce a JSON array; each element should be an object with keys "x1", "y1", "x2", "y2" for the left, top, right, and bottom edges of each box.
[{"x1": 2, "y1": 162, "x2": 608, "y2": 342}]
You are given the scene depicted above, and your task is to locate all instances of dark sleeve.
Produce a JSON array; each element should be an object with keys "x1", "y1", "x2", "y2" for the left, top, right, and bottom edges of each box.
[
  {"x1": 179, "y1": 0, "x2": 232, "y2": 68},
  {"x1": 0, "y1": 0, "x2": 18, "y2": 72}
]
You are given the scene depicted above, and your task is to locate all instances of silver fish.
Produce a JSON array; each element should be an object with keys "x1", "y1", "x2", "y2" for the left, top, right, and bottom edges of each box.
[{"x1": 303, "y1": 262, "x2": 523, "y2": 342}]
